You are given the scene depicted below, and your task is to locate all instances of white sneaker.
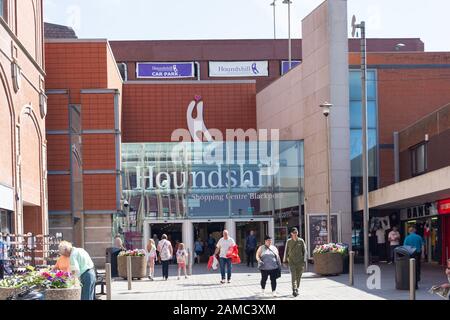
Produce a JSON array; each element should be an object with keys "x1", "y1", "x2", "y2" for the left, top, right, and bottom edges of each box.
[
  {"x1": 260, "y1": 289, "x2": 265, "y2": 296},
  {"x1": 272, "y1": 291, "x2": 278, "y2": 297}
]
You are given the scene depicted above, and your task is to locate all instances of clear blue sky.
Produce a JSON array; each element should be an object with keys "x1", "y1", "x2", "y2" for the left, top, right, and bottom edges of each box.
[{"x1": 44, "y1": 0, "x2": 450, "y2": 52}]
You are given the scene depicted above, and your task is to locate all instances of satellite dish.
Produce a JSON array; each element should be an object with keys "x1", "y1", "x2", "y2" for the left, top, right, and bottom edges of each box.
[{"x1": 351, "y1": 15, "x2": 357, "y2": 38}]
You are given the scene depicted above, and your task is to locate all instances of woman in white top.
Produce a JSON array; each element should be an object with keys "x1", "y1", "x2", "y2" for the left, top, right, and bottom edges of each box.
[
  {"x1": 256, "y1": 235, "x2": 281, "y2": 297},
  {"x1": 146, "y1": 239, "x2": 157, "y2": 280}
]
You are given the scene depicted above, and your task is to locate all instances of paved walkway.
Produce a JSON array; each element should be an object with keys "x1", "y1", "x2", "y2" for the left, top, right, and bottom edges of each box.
[{"x1": 106, "y1": 262, "x2": 447, "y2": 300}]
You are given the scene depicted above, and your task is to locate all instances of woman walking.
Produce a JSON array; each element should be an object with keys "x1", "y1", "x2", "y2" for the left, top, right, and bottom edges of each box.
[
  {"x1": 256, "y1": 235, "x2": 281, "y2": 297},
  {"x1": 176, "y1": 243, "x2": 188, "y2": 280},
  {"x1": 146, "y1": 239, "x2": 157, "y2": 281}
]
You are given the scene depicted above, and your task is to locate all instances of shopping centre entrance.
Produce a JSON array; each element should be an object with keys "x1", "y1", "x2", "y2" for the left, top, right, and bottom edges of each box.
[
  {"x1": 235, "y1": 219, "x2": 270, "y2": 260},
  {"x1": 149, "y1": 223, "x2": 183, "y2": 246},
  {"x1": 193, "y1": 222, "x2": 226, "y2": 263}
]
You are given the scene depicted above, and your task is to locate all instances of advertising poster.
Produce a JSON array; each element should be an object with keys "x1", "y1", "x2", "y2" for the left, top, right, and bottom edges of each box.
[{"x1": 308, "y1": 214, "x2": 339, "y2": 256}]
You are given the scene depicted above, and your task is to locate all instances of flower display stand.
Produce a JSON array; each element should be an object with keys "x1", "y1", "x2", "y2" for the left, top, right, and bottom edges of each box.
[
  {"x1": 313, "y1": 252, "x2": 344, "y2": 276},
  {"x1": 117, "y1": 255, "x2": 147, "y2": 280},
  {"x1": 45, "y1": 287, "x2": 81, "y2": 300}
]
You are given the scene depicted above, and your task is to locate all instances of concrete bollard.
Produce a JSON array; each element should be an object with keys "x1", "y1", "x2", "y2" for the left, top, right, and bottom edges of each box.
[
  {"x1": 105, "y1": 263, "x2": 112, "y2": 300},
  {"x1": 349, "y1": 251, "x2": 355, "y2": 286},
  {"x1": 127, "y1": 255, "x2": 132, "y2": 291},
  {"x1": 409, "y1": 258, "x2": 416, "y2": 300}
]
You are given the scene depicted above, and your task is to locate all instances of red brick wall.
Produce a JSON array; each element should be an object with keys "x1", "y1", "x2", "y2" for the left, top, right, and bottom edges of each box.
[
  {"x1": 47, "y1": 135, "x2": 70, "y2": 171},
  {"x1": 82, "y1": 135, "x2": 116, "y2": 170},
  {"x1": 350, "y1": 52, "x2": 450, "y2": 187},
  {"x1": 48, "y1": 175, "x2": 71, "y2": 212},
  {"x1": 83, "y1": 175, "x2": 116, "y2": 211},
  {"x1": 45, "y1": 42, "x2": 109, "y2": 103},
  {"x1": 122, "y1": 82, "x2": 257, "y2": 142},
  {"x1": 81, "y1": 93, "x2": 116, "y2": 129}
]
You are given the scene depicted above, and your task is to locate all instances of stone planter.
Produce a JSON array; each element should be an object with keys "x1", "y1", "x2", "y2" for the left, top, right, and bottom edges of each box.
[
  {"x1": 117, "y1": 255, "x2": 147, "y2": 280},
  {"x1": 45, "y1": 287, "x2": 81, "y2": 300},
  {"x1": 313, "y1": 252, "x2": 344, "y2": 276},
  {"x1": 0, "y1": 287, "x2": 19, "y2": 300}
]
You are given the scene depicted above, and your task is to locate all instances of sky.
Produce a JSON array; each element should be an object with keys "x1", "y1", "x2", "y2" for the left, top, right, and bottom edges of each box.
[{"x1": 44, "y1": 0, "x2": 450, "y2": 52}]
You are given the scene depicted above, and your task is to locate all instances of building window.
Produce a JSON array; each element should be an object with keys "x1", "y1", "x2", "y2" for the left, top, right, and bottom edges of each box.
[
  {"x1": 0, "y1": 0, "x2": 4, "y2": 19},
  {"x1": 0, "y1": 209, "x2": 13, "y2": 234},
  {"x1": 349, "y1": 69, "x2": 379, "y2": 197},
  {"x1": 411, "y1": 143, "x2": 427, "y2": 176}
]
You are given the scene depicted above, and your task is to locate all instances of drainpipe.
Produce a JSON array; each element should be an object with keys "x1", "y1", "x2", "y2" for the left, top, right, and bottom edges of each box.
[{"x1": 393, "y1": 132, "x2": 399, "y2": 183}]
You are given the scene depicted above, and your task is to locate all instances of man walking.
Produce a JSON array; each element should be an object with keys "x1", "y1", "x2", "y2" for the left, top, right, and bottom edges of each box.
[
  {"x1": 388, "y1": 226, "x2": 401, "y2": 264},
  {"x1": 215, "y1": 230, "x2": 236, "y2": 284},
  {"x1": 283, "y1": 227, "x2": 307, "y2": 297},
  {"x1": 404, "y1": 225, "x2": 424, "y2": 289},
  {"x1": 245, "y1": 230, "x2": 257, "y2": 268},
  {"x1": 157, "y1": 234, "x2": 173, "y2": 280}
]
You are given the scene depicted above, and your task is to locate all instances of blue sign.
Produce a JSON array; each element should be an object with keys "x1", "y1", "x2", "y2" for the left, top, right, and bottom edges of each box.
[
  {"x1": 137, "y1": 62, "x2": 195, "y2": 79},
  {"x1": 281, "y1": 60, "x2": 302, "y2": 75}
]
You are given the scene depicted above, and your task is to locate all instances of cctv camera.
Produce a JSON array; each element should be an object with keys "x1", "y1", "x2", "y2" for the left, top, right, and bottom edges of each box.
[
  {"x1": 322, "y1": 109, "x2": 330, "y2": 117},
  {"x1": 123, "y1": 200, "x2": 129, "y2": 208}
]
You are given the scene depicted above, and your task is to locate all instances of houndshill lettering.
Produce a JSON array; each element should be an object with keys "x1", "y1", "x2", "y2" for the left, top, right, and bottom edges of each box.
[{"x1": 134, "y1": 164, "x2": 265, "y2": 190}]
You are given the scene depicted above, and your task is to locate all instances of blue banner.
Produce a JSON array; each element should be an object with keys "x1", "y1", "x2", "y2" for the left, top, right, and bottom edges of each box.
[
  {"x1": 281, "y1": 60, "x2": 302, "y2": 75},
  {"x1": 137, "y1": 62, "x2": 195, "y2": 79}
]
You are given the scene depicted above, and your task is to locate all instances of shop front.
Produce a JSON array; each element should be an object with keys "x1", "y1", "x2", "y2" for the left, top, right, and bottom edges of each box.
[
  {"x1": 438, "y1": 199, "x2": 450, "y2": 264},
  {"x1": 401, "y1": 203, "x2": 441, "y2": 263},
  {"x1": 119, "y1": 140, "x2": 304, "y2": 259}
]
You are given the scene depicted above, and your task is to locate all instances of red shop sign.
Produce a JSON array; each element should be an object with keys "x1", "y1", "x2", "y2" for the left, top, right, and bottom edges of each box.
[{"x1": 438, "y1": 199, "x2": 450, "y2": 215}]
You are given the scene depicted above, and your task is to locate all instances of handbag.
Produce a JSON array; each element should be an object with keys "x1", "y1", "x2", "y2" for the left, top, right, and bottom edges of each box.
[{"x1": 265, "y1": 246, "x2": 282, "y2": 279}]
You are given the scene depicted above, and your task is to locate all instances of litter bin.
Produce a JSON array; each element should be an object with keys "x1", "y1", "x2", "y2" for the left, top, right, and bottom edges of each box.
[
  {"x1": 394, "y1": 246, "x2": 417, "y2": 290},
  {"x1": 106, "y1": 247, "x2": 122, "y2": 278},
  {"x1": 337, "y1": 243, "x2": 350, "y2": 274}
]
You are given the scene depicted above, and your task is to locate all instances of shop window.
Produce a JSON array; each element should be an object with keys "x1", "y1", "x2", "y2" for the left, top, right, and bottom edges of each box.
[{"x1": 411, "y1": 143, "x2": 427, "y2": 176}]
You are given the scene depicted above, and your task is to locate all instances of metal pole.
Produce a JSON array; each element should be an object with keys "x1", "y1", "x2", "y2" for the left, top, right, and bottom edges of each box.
[
  {"x1": 360, "y1": 21, "x2": 370, "y2": 274},
  {"x1": 288, "y1": 1, "x2": 292, "y2": 69},
  {"x1": 127, "y1": 256, "x2": 132, "y2": 290},
  {"x1": 349, "y1": 251, "x2": 355, "y2": 286},
  {"x1": 105, "y1": 263, "x2": 112, "y2": 300},
  {"x1": 326, "y1": 115, "x2": 332, "y2": 243},
  {"x1": 409, "y1": 258, "x2": 416, "y2": 300},
  {"x1": 272, "y1": 1, "x2": 277, "y2": 40}
]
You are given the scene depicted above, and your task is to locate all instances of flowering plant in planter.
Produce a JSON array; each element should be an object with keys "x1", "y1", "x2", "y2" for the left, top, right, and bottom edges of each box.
[
  {"x1": 118, "y1": 249, "x2": 146, "y2": 257},
  {"x1": 39, "y1": 270, "x2": 80, "y2": 289},
  {"x1": 313, "y1": 243, "x2": 347, "y2": 255},
  {"x1": 0, "y1": 266, "x2": 40, "y2": 288},
  {"x1": 0, "y1": 275, "x2": 25, "y2": 289}
]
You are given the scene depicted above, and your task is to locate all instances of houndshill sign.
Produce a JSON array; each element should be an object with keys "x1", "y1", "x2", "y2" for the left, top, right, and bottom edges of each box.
[{"x1": 209, "y1": 61, "x2": 269, "y2": 77}]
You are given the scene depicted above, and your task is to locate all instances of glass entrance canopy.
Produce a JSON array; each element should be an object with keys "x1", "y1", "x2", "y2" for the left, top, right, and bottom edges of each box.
[{"x1": 122, "y1": 141, "x2": 304, "y2": 221}]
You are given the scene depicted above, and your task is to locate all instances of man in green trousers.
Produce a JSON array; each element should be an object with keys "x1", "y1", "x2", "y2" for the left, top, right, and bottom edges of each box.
[{"x1": 283, "y1": 227, "x2": 307, "y2": 297}]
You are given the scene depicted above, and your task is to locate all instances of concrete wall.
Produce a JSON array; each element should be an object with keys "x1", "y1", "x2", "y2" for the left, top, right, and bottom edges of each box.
[{"x1": 257, "y1": 0, "x2": 352, "y2": 248}]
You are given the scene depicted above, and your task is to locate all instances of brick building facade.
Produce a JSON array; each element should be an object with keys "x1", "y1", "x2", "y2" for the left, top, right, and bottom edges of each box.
[{"x1": 0, "y1": 0, "x2": 47, "y2": 236}]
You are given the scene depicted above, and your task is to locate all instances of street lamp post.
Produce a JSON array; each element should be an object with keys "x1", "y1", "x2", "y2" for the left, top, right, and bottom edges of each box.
[
  {"x1": 282, "y1": 0, "x2": 292, "y2": 69},
  {"x1": 320, "y1": 102, "x2": 333, "y2": 244},
  {"x1": 270, "y1": 1, "x2": 277, "y2": 40},
  {"x1": 352, "y1": 16, "x2": 370, "y2": 272}
]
